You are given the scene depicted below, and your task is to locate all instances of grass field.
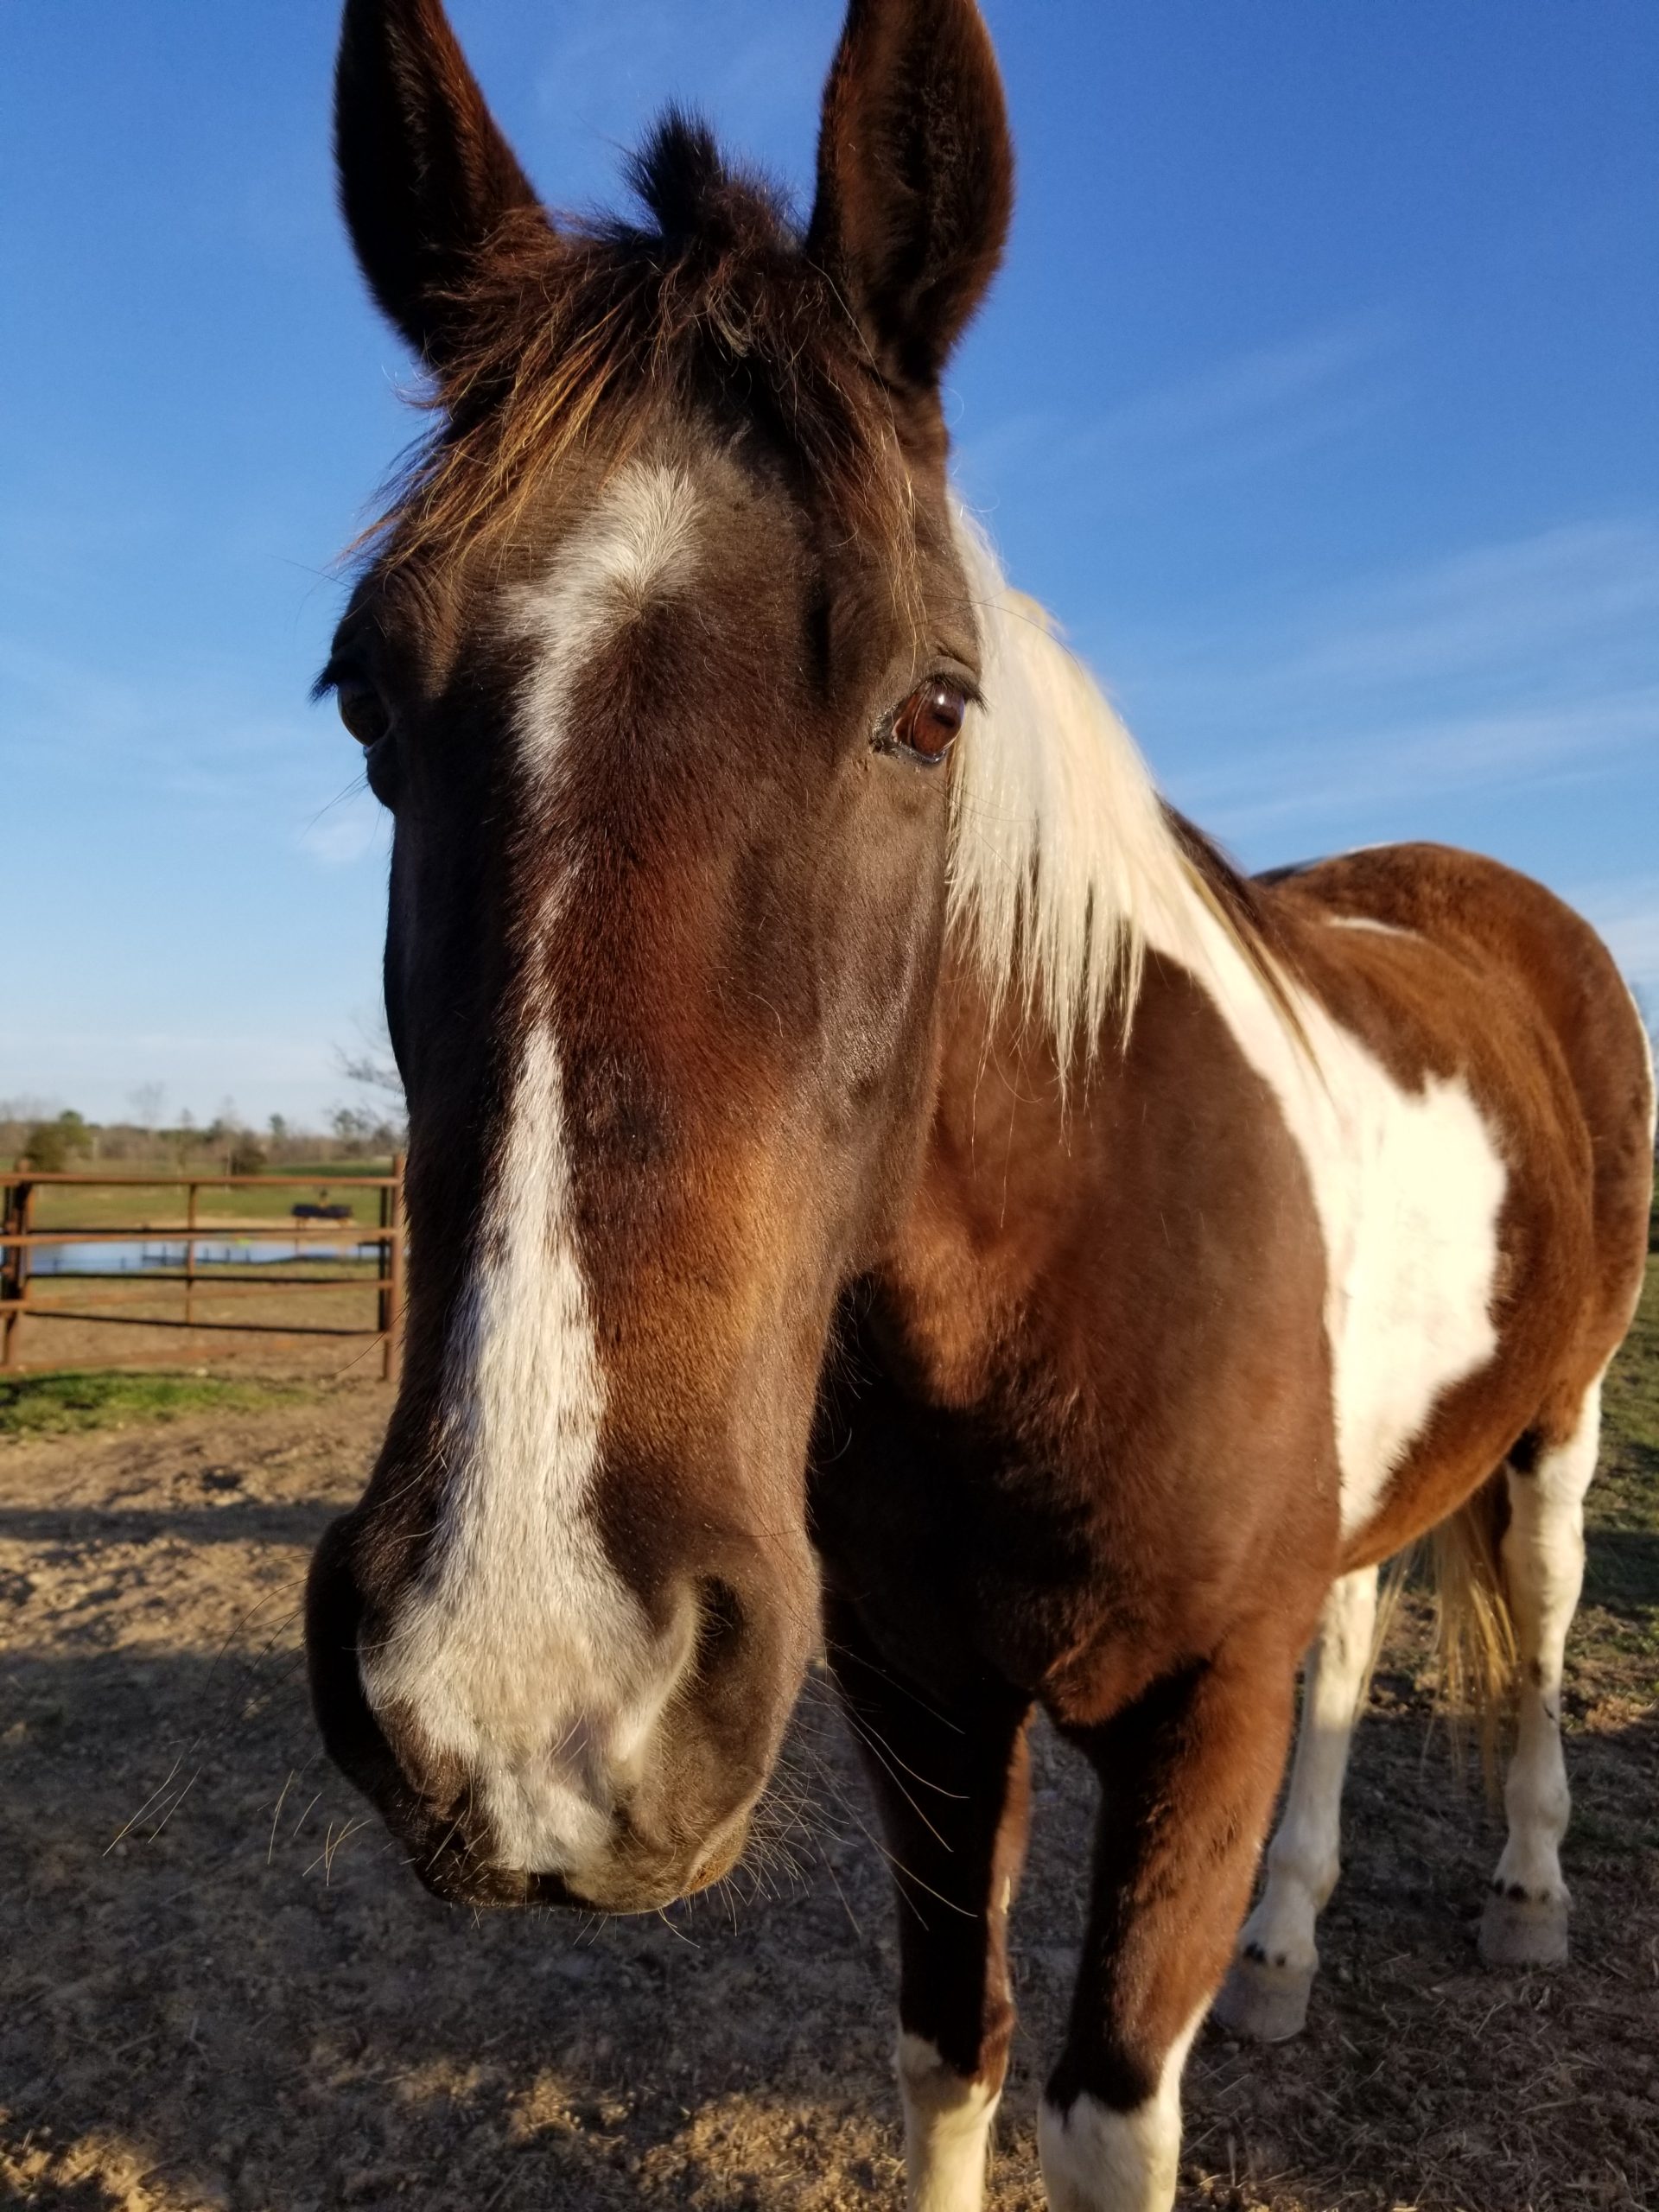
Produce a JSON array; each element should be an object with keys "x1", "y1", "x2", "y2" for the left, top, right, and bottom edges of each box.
[
  {"x1": 23, "y1": 1160, "x2": 397, "y2": 1233},
  {"x1": 0, "y1": 1369, "x2": 303, "y2": 1439},
  {"x1": 1591, "y1": 1250, "x2": 1659, "y2": 1688}
]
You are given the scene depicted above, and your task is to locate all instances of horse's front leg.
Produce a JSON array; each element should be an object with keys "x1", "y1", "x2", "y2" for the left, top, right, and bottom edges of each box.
[
  {"x1": 1042, "y1": 1626, "x2": 1302, "y2": 2212},
  {"x1": 827, "y1": 1603, "x2": 1034, "y2": 2212}
]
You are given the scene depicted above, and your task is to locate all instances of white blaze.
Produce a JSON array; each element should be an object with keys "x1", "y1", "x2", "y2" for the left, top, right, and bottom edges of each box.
[
  {"x1": 513, "y1": 459, "x2": 703, "y2": 787},
  {"x1": 359, "y1": 462, "x2": 703, "y2": 1874}
]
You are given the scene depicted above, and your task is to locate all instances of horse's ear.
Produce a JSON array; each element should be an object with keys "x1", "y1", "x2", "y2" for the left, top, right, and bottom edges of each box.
[
  {"x1": 806, "y1": 0, "x2": 1013, "y2": 391},
  {"x1": 334, "y1": 0, "x2": 553, "y2": 371}
]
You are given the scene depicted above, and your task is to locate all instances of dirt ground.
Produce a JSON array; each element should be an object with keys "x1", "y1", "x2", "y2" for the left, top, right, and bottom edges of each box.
[{"x1": 2, "y1": 1329, "x2": 1656, "y2": 2211}]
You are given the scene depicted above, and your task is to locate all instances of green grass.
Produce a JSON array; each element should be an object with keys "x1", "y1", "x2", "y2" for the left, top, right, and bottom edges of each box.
[
  {"x1": 0, "y1": 1368, "x2": 305, "y2": 1439},
  {"x1": 1599, "y1": 1258, "x2": 1659, "y2": 1516},
  {"x1": 27, "y1": 1162, "x2": 397, "y2": 1232},
  {"x1": 1585, "y1": 1256, "x2": 1659, "y2": 1665}
]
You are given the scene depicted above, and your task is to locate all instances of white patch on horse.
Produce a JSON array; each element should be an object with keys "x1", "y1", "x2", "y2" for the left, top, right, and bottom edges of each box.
[
  {"x1": 898, "y1": 2033, "x2": 1001, "y2": 2212},
  {"x1": 359, "y1": 463, "x2": 703, "y2": 1878},
  {"x1": 1176, "y1": 909, "x2": 1509, "y2": 1537},
  {"x1": 1037, "y1": 2005, "x2": 1205, "y2": 2212},
  {"x1": 1325, "y1": 913, "x2": 1414, "y2": 938}
]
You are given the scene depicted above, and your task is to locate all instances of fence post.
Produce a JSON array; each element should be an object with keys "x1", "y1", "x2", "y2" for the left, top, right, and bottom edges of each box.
[
  {"x1": 0, "y1": 1178, "x2": 10, "y2": 1370},
  {"x1": 2, "y1": 1179, "x2": 34, "y2": 1371},
  {"x1": 380, "y1": 1152, "x2": 406, "y2": 1384},
  {"x1": 185, "y1": 1179, "x2": 199, "y2": 1329}
]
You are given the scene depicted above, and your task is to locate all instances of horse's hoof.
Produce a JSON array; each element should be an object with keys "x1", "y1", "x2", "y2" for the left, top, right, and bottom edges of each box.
[
  {"x1": 1209, "y1": 1953, "x2": 1314, "y2": 2043},
  {"x1": 1478, "y1": 1887, "x2": 1569, "y2": 1969}
]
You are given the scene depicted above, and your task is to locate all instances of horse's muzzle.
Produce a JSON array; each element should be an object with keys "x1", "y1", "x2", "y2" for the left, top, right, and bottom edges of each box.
[{"x1": 305, "y1": 1513, "x2": 766, "y2": 1915}]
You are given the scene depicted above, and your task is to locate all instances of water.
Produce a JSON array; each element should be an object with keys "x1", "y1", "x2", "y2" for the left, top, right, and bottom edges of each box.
[{"x1": 33, "y1": 1240, "x2": 379, "y2": 1275}]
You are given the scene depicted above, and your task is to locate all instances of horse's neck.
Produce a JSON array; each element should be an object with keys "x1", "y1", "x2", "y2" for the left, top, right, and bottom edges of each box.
[
  {"x1": 884, "y1": 905, "x2": 1299, "y2": 1413},
  {"x1": 911, "y1": 518, "x2": 1316, "y2": 1401},
  {"x1": 878, "y1": 956, "x2": 1124, "y2": 1407}
]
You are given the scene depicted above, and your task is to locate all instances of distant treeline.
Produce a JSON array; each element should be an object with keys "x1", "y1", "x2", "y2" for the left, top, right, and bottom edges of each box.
[{"x1": 3, "y1": 1103, "x2": 403, "y2": 1177}]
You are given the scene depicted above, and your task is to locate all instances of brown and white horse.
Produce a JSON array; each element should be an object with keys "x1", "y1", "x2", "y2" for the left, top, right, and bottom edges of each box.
[{"x1": 304, "y1": 3, "x2": 1656, "y2": 2206}]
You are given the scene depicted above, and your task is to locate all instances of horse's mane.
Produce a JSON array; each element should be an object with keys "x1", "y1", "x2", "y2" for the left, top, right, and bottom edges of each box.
[
  {"x1": 365, "y1": 111, "x2": 909, "y2": 572},
  {"x1": 948, "y1": 510, "x2": 1299, "y2": 1070}
]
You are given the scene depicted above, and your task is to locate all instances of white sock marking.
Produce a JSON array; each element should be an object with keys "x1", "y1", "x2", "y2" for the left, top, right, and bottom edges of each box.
[
  {"x1": 1493, "y1": 1373, "x2": 1604, "y2": 1906},
  {"x1": 1038, "y1": 2007, "x2": 1205, "y2": 2212},
  {"x1": 898, "y1": 2033, "x2": 1001, "y2": 2212},
  {"x1": 1238, "y1": 1565, "x2": 1379, "y2": 1980}
]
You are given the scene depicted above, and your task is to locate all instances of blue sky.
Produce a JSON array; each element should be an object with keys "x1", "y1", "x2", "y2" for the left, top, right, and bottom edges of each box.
[{"x1": 3, "y1": 0, "x2": 1656, "y2": 1124}]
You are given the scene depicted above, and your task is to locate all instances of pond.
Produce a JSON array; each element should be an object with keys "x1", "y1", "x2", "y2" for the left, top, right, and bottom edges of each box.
[{"x1": 31, "y1": 1240, "x2": 380, "y2": 1275}]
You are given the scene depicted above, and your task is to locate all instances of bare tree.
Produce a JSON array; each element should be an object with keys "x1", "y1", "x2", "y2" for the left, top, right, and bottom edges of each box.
[
  {"x1": 334, "y1": 1008, "x2": 406, "y2": 1143},
  {"x1": 128, "y1": 1083, "x2": 166, "y2": 1137}
]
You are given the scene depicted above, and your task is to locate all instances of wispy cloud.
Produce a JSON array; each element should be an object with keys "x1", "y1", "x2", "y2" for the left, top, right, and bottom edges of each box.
[
  {"x1": 1186, "y1": 690, "x2": 1657, "y2": 838},
  {"x1": 957, "y1": 314, "x2": 1405, "y2": 510},
  {"x1": 1282, "y1": 522, "x2": 1659, "y2": 693},
  {"x1": 0, "y1": 628, "x2": 371, "y2": 870},
  {"x1": 1113, "y1": 518, "x2": 1659, "y2": 842}
]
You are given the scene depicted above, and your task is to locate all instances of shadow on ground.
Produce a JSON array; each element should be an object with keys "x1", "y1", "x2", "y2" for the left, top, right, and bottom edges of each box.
[{"x1": 3, "y1": 1418, "x2": 1656, "y2": 2211}]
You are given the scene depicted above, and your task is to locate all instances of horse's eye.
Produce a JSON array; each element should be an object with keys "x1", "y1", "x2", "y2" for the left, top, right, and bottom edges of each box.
[
  {"x1": 887, "y1": 680, "x2": 969, "y2": 765},
  {"x1": 336, "y1": 679, "x2": 391, "y2": 748}
]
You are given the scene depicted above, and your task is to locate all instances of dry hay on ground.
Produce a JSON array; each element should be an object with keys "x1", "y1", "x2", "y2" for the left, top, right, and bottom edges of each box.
[{"x1": 1, "y1": 1376, "x2": 1655, "y2": 2212}]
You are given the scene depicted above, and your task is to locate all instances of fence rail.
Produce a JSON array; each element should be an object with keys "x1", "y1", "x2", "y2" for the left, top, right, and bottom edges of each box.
[{"x1": 1, "y1": 1162, "x2": 405, "y2": 1379}]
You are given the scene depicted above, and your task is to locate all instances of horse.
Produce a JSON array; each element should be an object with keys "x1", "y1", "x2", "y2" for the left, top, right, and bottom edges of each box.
[{"x1": 303, "y1": 3, "x2": 1656, "y2": 2207}]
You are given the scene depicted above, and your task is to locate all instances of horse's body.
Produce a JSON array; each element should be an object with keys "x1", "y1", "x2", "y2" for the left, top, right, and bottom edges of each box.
[
  {"x1": 811, "y1": 554, "x2": 1652, "y2": 2201},
  {"x1": 305, "y1": 5, "x2": 1654, "y2": 2208}
]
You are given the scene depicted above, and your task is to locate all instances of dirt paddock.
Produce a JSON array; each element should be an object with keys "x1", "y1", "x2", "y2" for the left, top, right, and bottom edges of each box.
[{"x1": 2, "y1": 1300, "x2": 1656, "y2": 2211}]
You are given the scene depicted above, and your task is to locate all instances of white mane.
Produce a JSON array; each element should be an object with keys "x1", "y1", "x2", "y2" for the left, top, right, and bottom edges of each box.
[{"x1": 947, "y1": 508, "x2": 1218, "y2": 1067}]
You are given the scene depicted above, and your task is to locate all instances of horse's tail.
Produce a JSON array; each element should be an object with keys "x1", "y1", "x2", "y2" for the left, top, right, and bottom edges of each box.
[{"x1": 1427, "y1": 1467, "x2": 1516, "y2": 1790}]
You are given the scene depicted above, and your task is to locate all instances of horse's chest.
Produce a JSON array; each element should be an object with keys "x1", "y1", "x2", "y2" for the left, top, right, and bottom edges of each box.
[{"x1": 812, "y1": 1352, "x2": 1335, "y2": 1708}]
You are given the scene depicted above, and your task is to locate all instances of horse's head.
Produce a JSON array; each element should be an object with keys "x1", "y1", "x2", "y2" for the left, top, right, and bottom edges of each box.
[{"x1": 306, "y1": 0, "x2": 1014, "y2": 1911}]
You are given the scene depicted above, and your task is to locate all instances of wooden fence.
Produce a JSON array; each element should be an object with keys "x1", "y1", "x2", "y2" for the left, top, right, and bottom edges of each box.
[{"x1": 0, "y1": 1162, "x2": 405, "y2": 1380}]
